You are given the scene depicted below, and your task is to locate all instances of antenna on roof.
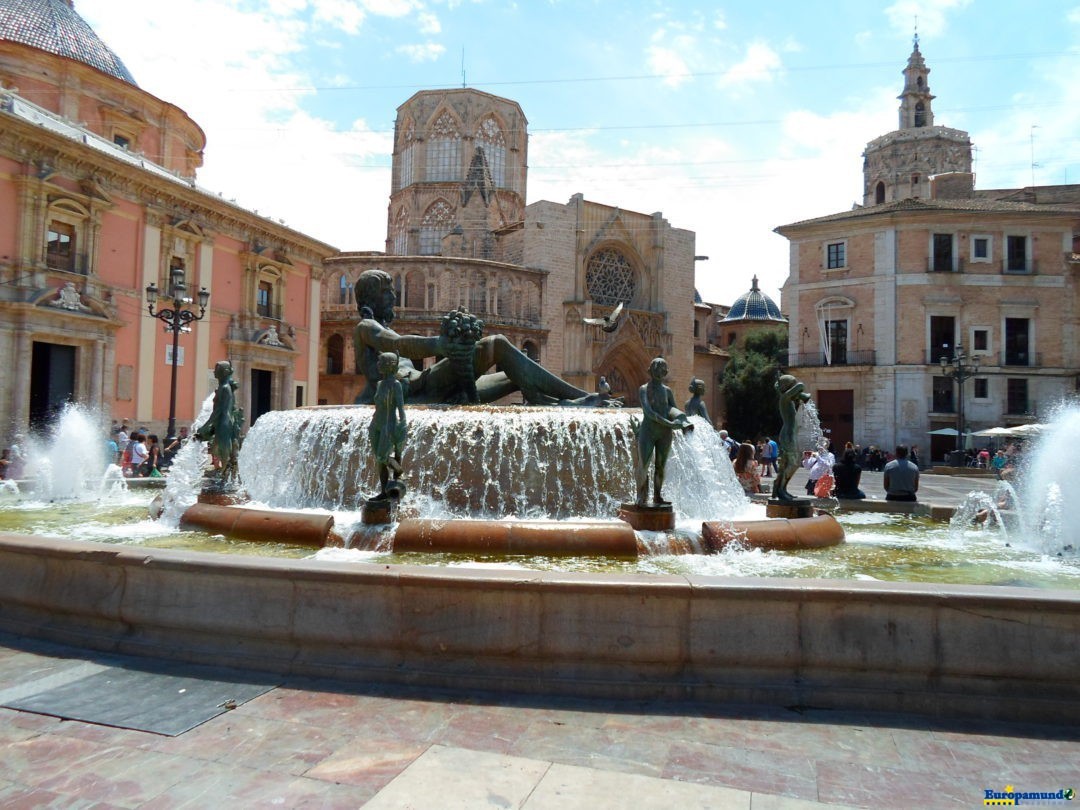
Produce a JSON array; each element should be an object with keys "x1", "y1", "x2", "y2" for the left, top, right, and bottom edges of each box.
[{"x1": 461, "y1": 47, "x2": 466, "y2": 88}]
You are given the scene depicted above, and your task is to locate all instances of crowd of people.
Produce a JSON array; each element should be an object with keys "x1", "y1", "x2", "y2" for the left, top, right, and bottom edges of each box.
[
  {"x1": 714, "y1": 429, "x2": 936, "y2": 502},
  {"x1": 106, "y1": 423, "x2": 190, "y2": 478}
]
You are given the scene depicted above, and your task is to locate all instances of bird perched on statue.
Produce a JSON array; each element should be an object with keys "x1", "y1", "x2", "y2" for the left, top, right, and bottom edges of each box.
[
  {"x1": 598, "y1": 376, "x2": 611, "y2": 395},
  {"x1": 583, "y1": 301, "x2": 624, "y2": 332}
]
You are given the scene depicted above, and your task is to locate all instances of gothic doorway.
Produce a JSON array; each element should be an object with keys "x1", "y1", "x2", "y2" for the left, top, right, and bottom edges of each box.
[{"x1": 29, "y1": 341, "x2": 76, "y2": 432}]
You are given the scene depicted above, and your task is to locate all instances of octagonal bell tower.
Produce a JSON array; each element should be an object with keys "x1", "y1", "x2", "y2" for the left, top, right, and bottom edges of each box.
[{"x1": 862, "y1": 37, "x2": 973, "y2": 205}]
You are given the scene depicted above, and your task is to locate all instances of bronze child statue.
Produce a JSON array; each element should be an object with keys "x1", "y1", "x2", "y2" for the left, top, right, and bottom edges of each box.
[
  {"x1": 635, "y1": 357, "x2": 694, "y2": 506},
  {"x1": 368, "y1": 351, "x2": 408, "y2": 498},
  {"x1": 772, "y1": 373, "x2": 812, "y2": 502},
  {"x1": 195, "y1": 360, "x2": 242, "y2": 484},
  {"x1": 684, "y1": 377, "x2": 709, "y2": 422}
]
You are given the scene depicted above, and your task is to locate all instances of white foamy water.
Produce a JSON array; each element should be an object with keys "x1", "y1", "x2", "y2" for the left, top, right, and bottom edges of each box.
[
  {"x1": 18, "y1": 404, "x2": 121, "y2": 501},
  {"x1": 239, "y1": 406, "x2": 748, "y2": 522}
]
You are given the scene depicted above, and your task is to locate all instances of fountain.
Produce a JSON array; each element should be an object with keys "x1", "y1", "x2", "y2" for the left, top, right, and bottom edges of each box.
[
  {"x1": 951, "y1": 405, "x2": 1079, "y2": 557},
  {"x1": 0, "y1": 325, "x2": 1076, "y2": 722}
]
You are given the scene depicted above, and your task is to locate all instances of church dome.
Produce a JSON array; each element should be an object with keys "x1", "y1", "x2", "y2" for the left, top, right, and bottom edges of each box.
[
  {"x1": 722, "y1": 276, "x2": 785, "y2": 322},
  {"x1": 0, "y1": 0, "x2": 137, "y2": 85}
]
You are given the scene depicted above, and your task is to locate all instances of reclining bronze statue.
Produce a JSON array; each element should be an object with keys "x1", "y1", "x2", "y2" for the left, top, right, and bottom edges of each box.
[{"x1": 352, "y1": 269, "x2": 618, "y2": 407}]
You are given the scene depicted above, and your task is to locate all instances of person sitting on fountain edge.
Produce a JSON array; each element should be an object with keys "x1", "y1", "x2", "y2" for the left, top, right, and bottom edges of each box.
[
  {"x1": 883, "y1": 445, "x2": 919, "y2": 502},
  {"x1": 351, "y1": 269, "x2": 617, "y2": 407},
  {"x1": 832, "y1": 449, "x2": 865, "y2": 500}
]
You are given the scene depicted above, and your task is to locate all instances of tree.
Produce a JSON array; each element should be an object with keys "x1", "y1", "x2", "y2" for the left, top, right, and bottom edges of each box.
[{"x1": 718, "y1": 327, "x2": 788, "y2": 442}]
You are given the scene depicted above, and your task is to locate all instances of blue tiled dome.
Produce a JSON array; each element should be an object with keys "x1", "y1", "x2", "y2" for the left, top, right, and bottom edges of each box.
[
  {"x1": 722, "y1": 276, "x2": 785, "y2": 322},
  {"x1": 0, "y1": 0, "x2": 137, "y2": 85}
]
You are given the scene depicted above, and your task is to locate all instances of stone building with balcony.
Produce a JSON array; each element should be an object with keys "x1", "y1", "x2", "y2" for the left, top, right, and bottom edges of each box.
[
  {"x1": 777, "y1": 39, "x2": 1080, "y2": 459},
  {"x1": 0, "y1": 0, "x2": 333, "y2": 438},
  {"x1": 320, "y1": 88, "x2": 697, "y2": 407}
]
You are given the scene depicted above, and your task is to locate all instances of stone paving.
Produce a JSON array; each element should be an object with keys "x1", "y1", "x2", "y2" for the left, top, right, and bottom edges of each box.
[{"x1": 0, "y1": 471, "x2": 1074, "y2": 809}]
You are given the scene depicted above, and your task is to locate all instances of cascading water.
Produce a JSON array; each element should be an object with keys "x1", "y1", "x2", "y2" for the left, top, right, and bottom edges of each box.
[
  {"x1": 157, "y1": 395, "x2": 214, "y2": 528},
  {"x1": 798, "y1": 400, "x2": 827, "y2": 451},
  {"x1": 20, "y1": 404, "x2": 117, "y2": 500},
  {"x1": 240, "y1": 407, "x2": 748, "y2": 522},
  {"x1": 1014, "y1": 405, "x2": 1079, "y2": 555}
]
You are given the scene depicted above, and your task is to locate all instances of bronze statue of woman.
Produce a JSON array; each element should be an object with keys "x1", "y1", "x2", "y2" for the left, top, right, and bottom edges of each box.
[
  {"x1": 772, "y1": 373, "x2": 811, "y2": 502},
  {"x1": 195, "y1": 360, "x2": 242, "y2": 482}
]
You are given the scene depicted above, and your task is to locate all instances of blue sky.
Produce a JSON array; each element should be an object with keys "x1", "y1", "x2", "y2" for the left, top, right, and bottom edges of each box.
[{"x1": 78, "y1": 0, "x2": 1080, "y2": 307}]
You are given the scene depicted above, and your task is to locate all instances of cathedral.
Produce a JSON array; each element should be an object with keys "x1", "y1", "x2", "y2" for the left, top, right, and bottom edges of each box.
[
  {"x1": 319, "y1": 88, "x2": 698, "y2": 407},
  {"x1": 778, "y1": 39, "x2": 1080, "y2": 458}
]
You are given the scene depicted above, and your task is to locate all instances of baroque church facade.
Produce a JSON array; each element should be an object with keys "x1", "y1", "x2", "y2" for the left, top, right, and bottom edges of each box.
[
  {"x1": 0, "y1": 0, "x2": 332, "y2": 440},
  {"x1": 320, "y1": 88, "x2": 697, "y2": 408},
  {"x1": 777, "y1": 40, "x2": 1080, "y2": 458}
]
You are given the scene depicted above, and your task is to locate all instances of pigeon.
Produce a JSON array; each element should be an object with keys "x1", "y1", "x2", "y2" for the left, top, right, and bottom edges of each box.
[
  {"x1": 598, "y1": 376, "x2": 611, "y2": 395},
  {"x1": 583, "y1": 301, "x2": 624, "y2": 332}
]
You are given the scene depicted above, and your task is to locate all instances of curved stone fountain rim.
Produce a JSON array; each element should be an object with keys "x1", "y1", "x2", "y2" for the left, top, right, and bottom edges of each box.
[{"x1": 1, "y1": 531, "x2": 1077, "y2": 726}]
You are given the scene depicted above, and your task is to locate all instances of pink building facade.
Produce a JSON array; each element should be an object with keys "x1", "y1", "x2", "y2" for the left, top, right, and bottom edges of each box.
[{"x1": 0, "y1": 0, "x2": 333, "y2": 440}]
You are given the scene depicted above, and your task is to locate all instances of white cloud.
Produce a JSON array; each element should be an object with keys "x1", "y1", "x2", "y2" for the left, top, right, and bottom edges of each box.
[
  {"x1": 79, "y1": 0, "x2": 388, "y2": 250},
  {"x1": 360, "y1": 0, "x2": 421, "y2": 14},
  {"x1": 311, "y1": 0, "x2": 367, "y2": 33},
  {"x1": 647, "y1": 45, "x2": 692, "y2": 88},
  {"x1": 884, "y1": 0, "x2": 972, "y2": 38},
  {"x1": 396, "y1": 42, "x2": 446, "y2": 62},
  {"x1": 417, "y1": 11, "x2": 442, "y2": 34},
  {"x1": 717, "y1": 41, "x2": 783, "y2": 94}
]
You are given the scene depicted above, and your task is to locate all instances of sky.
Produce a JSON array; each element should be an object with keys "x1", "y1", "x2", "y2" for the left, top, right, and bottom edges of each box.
[{"x1": 76, "y1": 0, "x2": 1080, "y2": 308}]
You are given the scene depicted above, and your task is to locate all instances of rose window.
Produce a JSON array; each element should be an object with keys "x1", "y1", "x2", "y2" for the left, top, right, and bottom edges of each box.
[{"x1": 585, "y1": 249, "x2": 635, "y2": 306}]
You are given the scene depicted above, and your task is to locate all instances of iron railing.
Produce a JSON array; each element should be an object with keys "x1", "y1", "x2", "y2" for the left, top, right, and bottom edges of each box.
[{"x1": 786, "y1": 350, "x2": 876, "y2": 368}]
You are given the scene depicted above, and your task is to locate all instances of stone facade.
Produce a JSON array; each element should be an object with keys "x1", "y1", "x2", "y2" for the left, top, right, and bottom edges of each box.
[
  {"x1": 320, "y1": 89, "x2": 698, "y2": 408},
  {"x1": 778, "y1": 43, "x2": 1080, "y2": 460},
  {"x1": 0, "y1": 3, "x2": 332, "y2": 441}
]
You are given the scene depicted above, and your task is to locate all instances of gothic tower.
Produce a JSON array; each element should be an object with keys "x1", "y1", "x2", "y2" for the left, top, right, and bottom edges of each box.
[
  {"x1": 386, "y1": 89, "x2": 528, "y2": 259},
  {"x1": 862, "y1": 38, "x2": 973, "y2": 205}
]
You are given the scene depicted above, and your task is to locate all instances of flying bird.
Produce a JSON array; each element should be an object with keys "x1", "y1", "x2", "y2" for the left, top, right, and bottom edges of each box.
[{"x1": 583, "y1": 301, "x2": 624, "y2": 333}]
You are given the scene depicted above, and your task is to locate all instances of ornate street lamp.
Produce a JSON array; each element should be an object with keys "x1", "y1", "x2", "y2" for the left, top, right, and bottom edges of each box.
[
  {"x1": 940, "y1": 343, "x2": 979, "y2": 454},
  {"x1": 146, "y1": 268, "x2": 209, "y2": 444}
]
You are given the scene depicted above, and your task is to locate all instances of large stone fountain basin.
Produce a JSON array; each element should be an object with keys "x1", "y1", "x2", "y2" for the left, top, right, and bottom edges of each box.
[{"x1": 1, "y1": 531, "x2": 1076, "y2": 725}]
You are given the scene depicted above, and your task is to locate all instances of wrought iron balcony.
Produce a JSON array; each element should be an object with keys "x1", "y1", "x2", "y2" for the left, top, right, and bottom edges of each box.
[{"x1": 786, "y1": 350, "x2": 876, "y2": 368}]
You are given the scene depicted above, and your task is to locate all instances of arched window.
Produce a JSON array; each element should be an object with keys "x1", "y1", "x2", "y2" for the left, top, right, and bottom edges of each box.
[
  {"x1": 875, "y1": 181, "x2": 885, "y2": 204},
  {"x1": 326, "y1": 334, "x2": 344, "y2": 375},
  {"x1": 521, "y1": 340, "x2": 539, "y2": 362},
  {"x1": 419, "y1": 200, "x2": 455, "y2": 255},
  {"x1": 392, "y1": 208, "x2": 408, "y2": 255},
  {"x1": 426, "y1": 112, "x2": 461, "y2": 182},
  {"x1": 914, "y1": 101, "x2": 926, "y2": 127},
  {"x1": 585, "y1": 248, "x2": 636, "y2": 306},
  {"x1": 476, "y1": 116, "x2": 506, "y2": 188},
  {"x1": 399, "y1": 120, "x2": 416, "y2": 188}
]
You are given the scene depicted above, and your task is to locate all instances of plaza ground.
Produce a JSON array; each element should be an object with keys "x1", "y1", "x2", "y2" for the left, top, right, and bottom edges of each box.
[{"x1": 0, "y1": 469, "x2": 1073, "y2": 809}]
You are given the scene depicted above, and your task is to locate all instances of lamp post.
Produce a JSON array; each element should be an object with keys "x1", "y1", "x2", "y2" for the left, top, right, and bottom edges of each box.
[
  {"x1": 940, "y1": 343, "x2": 979, "y2": 454},
  {"x1": 146, "y1": 265, "x2": 209, "y2": 444}
]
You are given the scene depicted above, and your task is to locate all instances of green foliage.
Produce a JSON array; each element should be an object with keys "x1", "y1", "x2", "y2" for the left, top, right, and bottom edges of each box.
[{"x1": 718, "y1": 327, "x2": 787, "y2": 442}]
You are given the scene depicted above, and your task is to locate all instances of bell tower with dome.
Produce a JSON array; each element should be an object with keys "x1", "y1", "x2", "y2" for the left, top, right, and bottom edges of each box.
[{"x1": 861, "y1": 37, "x2": 973, "y2": 206}]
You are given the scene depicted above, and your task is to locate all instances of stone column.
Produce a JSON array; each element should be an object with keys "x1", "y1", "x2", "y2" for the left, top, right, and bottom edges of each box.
[
  {"x1": 12, "y1": 330, "x2": 32, "y2": 432},
  {"x1": 90, "y1": 338, "x2": 105, "y2": 411}
]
